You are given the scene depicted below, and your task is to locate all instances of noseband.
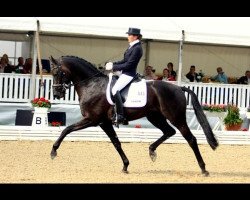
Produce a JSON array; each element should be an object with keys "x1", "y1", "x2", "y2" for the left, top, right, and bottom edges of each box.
[
  {"x1": 52, "y1": 83, "x2": 69, "y2": 91},
  {"x1": 51, "y1": 65, "x2": 70, "y2": 92}
]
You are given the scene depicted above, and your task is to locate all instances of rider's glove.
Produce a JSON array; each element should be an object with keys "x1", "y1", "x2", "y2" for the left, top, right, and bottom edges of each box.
[{"x1": 105, "y1": 62, "x2": 113, "y2": 70}]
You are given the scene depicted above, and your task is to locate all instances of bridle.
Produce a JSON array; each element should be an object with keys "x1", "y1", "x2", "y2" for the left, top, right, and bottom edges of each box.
[
  {"x1": 51, "y1": 65, "x2": 70, "y2": 92},
  {"x1": 51, "y1": 64, "x2": 103, "y2": 91}
]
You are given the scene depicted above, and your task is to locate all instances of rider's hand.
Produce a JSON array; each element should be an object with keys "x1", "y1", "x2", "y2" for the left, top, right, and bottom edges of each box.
[{"x1": 105, "y1": 62, "x2": 113, "y2": 70}]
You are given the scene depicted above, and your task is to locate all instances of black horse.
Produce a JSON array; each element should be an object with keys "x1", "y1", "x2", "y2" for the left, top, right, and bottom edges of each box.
[{"x1": 50, "y1": 55, "x2": 218, "y2": 176}]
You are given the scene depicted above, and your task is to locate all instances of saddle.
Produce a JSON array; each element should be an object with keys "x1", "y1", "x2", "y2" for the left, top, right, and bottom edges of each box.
[
  {"x1": 109, "y1": 74, "x2": 141, "y2": 102},
  {"x1": 106, "y1": 73, "x2": 147, "y2": 108}
]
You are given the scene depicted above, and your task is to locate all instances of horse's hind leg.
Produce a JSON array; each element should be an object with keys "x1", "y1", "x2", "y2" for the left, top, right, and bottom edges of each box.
[
  {"x1": 174, "y1": 120, "x2": 209, "y2": 176},
  {"x1": 99, "y1": 120, "x2": 129, "y2": 173},
  {"x1": 146, "y1": 112, "x2": 176, "y2": 162}
]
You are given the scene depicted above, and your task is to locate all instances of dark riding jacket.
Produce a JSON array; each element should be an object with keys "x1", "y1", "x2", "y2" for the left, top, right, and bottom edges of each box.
[{"x1": 113, "y1": 42, "x2": 143, "y2": 77}]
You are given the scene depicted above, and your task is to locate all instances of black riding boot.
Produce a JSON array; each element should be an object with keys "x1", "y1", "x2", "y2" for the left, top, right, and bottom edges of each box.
[{"x1": 113, "y1": 91, "x2": 125, "y2": 126}]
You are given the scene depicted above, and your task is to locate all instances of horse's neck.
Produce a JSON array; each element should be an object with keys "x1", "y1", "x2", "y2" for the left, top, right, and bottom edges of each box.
[
  {"x1": 74, "y1": 76, "x2": 108, "y2": 99},
  {"x1": 70, "y1": 74, "x2": 92, "y2": 87}
]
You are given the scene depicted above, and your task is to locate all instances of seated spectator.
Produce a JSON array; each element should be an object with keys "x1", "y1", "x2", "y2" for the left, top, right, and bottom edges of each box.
[
  {"x1": 0, "y1": 57, "x2": 7, "y2": 73},
  {"x1": 186, "y1": 65, "x2": 199, "y2": 82},
  {"x1": 237, "y1": 70, "x2": 250, "y2": 84},
  {"x1": 167, "y1": 62, "x2": 176, "y2": 81},
  {"x1": 161, "y1": 68, "x2": 175, "y2": 81},
  {"x1": 15, "y1": 57, "x2": 25, "y2": 73},
  {"x1": 0, "y1": 54, "x2": 14, "y2": 73},
  {"x1": 143, "y1": 65, "x2": 159, "y2": 80},
  {"x1": 23, "y1": 58, "x2": 32, "y2": 74},
  {"x1": 212, "y1": 67, "x2": 228, "y2": 83}
]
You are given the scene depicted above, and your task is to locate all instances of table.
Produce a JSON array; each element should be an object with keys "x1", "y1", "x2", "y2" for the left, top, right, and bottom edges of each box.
[{"x1": 204, "y1": 111, "x2": 227, "y2": 131}]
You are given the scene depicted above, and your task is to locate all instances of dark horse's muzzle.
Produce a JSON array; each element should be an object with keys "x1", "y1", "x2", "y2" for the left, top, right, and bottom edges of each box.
[{"x1": 52, "y1": 84, "x2": 66, "y2": 99}]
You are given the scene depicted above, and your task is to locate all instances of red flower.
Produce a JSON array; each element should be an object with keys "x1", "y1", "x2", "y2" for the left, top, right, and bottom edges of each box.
[
  {"x1": 202, "y1": 104, "x2": 227, "y2": 112},
  {"x1": 50, "y1": 121, "x2": 62, "y2": 127},
  {"x1": 135, "y1": 124, "x2": 142, "y2": 128},
  {"x1": 31, "y1": 97, "x2": 51, "y2": 108}
]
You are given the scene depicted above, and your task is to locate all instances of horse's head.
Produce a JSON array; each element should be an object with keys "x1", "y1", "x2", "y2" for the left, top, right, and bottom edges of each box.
[{"x1": 50, "y1": 56, "x2": 71, "y2": 99}]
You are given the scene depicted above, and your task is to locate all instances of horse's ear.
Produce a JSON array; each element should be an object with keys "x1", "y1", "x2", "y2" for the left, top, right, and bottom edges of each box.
[{"x1": 50, "y1": 56, "x2": 57, "y2": 64}]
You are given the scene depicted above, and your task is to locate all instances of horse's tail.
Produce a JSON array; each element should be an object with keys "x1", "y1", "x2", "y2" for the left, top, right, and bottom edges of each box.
[{"x1": 181, "y1": 86, "x2": 219, "y2": 150}]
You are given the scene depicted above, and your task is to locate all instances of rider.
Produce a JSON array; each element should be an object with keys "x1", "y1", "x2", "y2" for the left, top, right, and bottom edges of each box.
[{"x1": 105, "y1": 27, "x2": 143, "y2": 125}]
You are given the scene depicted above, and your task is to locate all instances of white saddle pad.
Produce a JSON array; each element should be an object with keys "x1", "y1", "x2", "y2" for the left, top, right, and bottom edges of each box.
[{"x1": 106, "y1": 73, "x2": 147, "y2": 107}]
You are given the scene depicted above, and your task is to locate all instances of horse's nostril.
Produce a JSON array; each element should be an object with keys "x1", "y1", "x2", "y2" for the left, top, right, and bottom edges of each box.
[{"x1": 54, "y1": 95, "x2": 60, "y2": 99}]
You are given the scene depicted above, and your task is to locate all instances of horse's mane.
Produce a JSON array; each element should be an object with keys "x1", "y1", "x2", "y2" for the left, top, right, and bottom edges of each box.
[{"x1": 61, "y1": 55, "x2": 101, "y2": 72}]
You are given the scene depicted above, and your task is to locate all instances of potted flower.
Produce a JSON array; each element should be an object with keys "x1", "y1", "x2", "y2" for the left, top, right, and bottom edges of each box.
[
  {"x1": 202, "y1": 104, "x2": 227, "y2": 118},
  {"x1": 31, "y1": 97, "x2": 51, "y2": 127},
  {"x1": 31, "y1": 97, "x2": 51, "y2": 108},
  {"x1": 202, "y1": 104, "x2": 227, "y2": 112},
  {"x1": 49, "y1": 121, "x2": 62, "y2": 127},
  {"x1": 223, "y1": 104, "x2": 243, "y2": 131}
]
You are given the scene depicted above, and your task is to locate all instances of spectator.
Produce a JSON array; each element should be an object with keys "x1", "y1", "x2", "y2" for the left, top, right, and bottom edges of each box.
[
  {"x1": 186, "y1": 65, "x2": 199, "y2": 82},
  {"x1": 0, "y1": 57, "x2": 6, "y2": 73},
  {"x1": 23, "y1": 58, "x2": 32, "y2": 74},
  {"x1": 161, "y1": 68, "x2": 175, "y2": 81},
  {"x1": 237, "y1": 70, "x2": 250, "y2": 84},
  {"x1": 0, "y1": 54, "x2": 14, "y2": 73},
  {"x1": 212, "y1": 67, "x2": 228, "y2": 83},
  {"x1": 2, "y1": 54, "x2": 9, "y2": 64},
  {"x1": 15, "y1": 57, "x2": 25, "y2": 73},
  {"x1": 167, "y1": 62, "x2": 176, "y2": 81},
  {"x1": 144, "y1": 65, "x2": 158, "y2": 80}
]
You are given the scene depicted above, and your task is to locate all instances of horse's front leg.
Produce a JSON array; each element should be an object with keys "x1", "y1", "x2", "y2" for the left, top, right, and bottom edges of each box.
[
  {"x1": 99, "y1": 120, "x2": 129, "y2": 173},
  {"x1": 51, "y1": 119, "x2": 93, "y2": 159}
]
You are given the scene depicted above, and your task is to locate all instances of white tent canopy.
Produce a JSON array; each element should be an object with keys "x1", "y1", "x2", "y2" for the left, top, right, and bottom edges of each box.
[{"x1": 1, "y1": 17, "x2": 250, "y2": 46}]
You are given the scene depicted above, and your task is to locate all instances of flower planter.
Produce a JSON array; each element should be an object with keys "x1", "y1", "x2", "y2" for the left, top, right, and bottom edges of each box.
[
  {"x1": 225, "y1": 123, "x2": 242, "y2": 131},
  {"x1": 34, "y1": 107, "x2": 49, "y2": 113},
  {"x1": 246, "y1": 112, "x2": 250, "y2": 119},
  {"x1": 32, "y1": 107, "x2": 49, "y2": 127},
  {"x1": 204, "y1": 111, "x2": 226, "y2": 118}
]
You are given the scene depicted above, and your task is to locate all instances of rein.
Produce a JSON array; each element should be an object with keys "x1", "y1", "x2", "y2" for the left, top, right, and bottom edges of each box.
[{"x1": 68, "y1": 71, "x2": 103, "y2": 88}]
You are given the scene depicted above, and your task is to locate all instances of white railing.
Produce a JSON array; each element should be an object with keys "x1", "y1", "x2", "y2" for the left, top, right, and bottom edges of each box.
[
  {"x1": 180, "y1": 82, "x2": 250, "y2": 109},
  {"x1": 0, "y1": 73, "x2": 31, "y2": 102},
  {"x1": 0, "y1": 73, "x2": 78, "y2": 104},
  {"x1": 0, "y1": 73, "x2": 250, "y2": 109}
]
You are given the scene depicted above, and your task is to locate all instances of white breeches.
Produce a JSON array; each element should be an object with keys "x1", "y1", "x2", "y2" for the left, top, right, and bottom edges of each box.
[{"x1": 112, "y1": 74, "x2": 133, "y2": 95}]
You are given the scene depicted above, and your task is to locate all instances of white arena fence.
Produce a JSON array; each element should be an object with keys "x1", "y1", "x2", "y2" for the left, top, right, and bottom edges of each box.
[
  {"x1": 0, "y1": 73, "x2": 250, "y2": 110},
  {"x1": 0, "y1": 73, "x2": 250, "y2": 144},
  {"x1": 0, "y1": 125, "x2": 250, "y2": 145}
]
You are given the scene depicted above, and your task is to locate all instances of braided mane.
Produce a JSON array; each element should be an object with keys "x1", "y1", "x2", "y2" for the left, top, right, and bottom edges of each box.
[{"x1": 62, "y1": 55, "x2": 99, "y2": 70}]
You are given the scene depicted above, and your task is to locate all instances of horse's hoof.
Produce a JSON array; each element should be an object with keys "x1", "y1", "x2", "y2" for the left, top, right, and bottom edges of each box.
[
  {"x1": 122, "y1": 169, "x2": 129, "y2": 174},
  {"x1": 202, "y1": 171, "x2": 209, "y2": 177},
  {"x1": 50, "y1": 150, "x2": 57, "y2": 160},
  {"x1": 149, "y1": 151, "x2": 157, "y2": 162}
]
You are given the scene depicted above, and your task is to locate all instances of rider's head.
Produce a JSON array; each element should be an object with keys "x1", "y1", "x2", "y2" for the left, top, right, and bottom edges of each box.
[{"x1": 126, "y1": 27, "x2": 142, "y2": 42}]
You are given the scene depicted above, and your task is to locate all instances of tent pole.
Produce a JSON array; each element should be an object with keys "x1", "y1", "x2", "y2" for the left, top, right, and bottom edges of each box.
[
  {"x1": 177, "y1": 30, "x2": 185, "y2": 86},
  {"x1": 36, "y1": 20, "x2": 44, "y2": 96},
  {"x1": 144, "y1": 39, "x2": 151, "y2": 68},
  {"x1": 30, "y1": 32, "x2": 37, "y2": 101}
]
